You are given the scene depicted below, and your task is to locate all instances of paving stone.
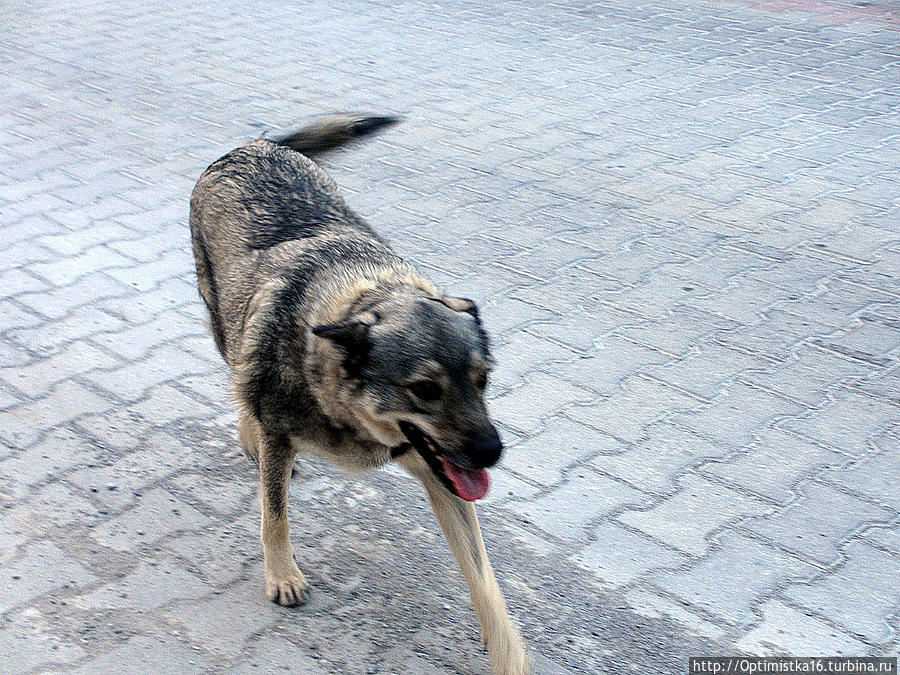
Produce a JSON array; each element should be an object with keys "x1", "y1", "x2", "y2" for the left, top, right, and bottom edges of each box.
[
  {"x1": 8, "y1": 482, "x2": 100, "y2": 532},
  {"x1": 73, "y1": 559, "x2": 212, "y2": 610},
  {"x1": 0, "y1": 340, "x2": 118, "y2": 399},
  {"x1": 7, "y1": 306, "x2": 125, "y2": 356},
  {"x1": 72, "y1": 406, "x2": 147, "y2": 451},
  {"x1": 83, "y1": 343, "x2": 213, "y2": 402},
  {"x1": 105, "y1": 248, "x2": 194, "y2": 292},
  {"x1": 489, "y1": 372, "x2": 594, "y2": 435},
  {"x1": 509, "y1": 470, "x2": 645, "y2": 541},
  {"x1": 89, "y1": 308, "x2": 206, "y2": 361},
  {"x1": 170, "y1": 469, "x2": 255, "y2": 516},
  {"x1": 92, "y1": 488, "x2": 213, "y2": 551},
  {"x1": 567, "y1": 336, "x2": 672, "y2": 395},
  {"x1": 28, "y1": 244, "x2": 133, "y2": 286},
  {"x1": 579, "y1": 240, "x2": 692, "y2": 285},
  {"x1": 821, "y1": 434, "x2": 900, "y2": 511},
  {"x1": 0, "y1": 427, "x2": 103, "y2": 497},
  {"x1": 649, "y1": 342, "x2": 770, "y2": 399},
  {"x1": 567, "y1": 376, "x2": 699, "y2": 444},
  {"x1": 853, "y1": 366, "x2": 900, "y2": 403},
  {"x1": 616, "y1": 270, "x2": 714, "y2": 318},
  {"x1": 130, "y1": 383, "x2": 217, "y2": 424},
  {"x1": 0, "y1": 267, "x2": 50, "y2": 299},
  {"x1": 688, "y1": 277, "x2": 795, "y2": 324},
  {"x1": 624, "y1": 587, "x2": 727, "y2": 641},
  {"x1": 70, "y1": 635, "x2": 207, "y2": 675},
  {"x1": 591, "y1": 422, "x2": 730, "y2": 495},
  {"x1": 234, "y1": 634, "x2": 330, "y2": 674},
  {"x1": 36, "y1": 221, "x2": 134, "y2": 256},
  {"x1": 745, "y1": 482, "x2": 894, "y2": 566},
  {"x1": 811, "y1": 224, "x2": 898, "y2": 263},
  {"x1": 0, "y1": 500, "x2": 33, "y2": 566},
  {"x1": 668, "y1": 245, "x2": 768, "y2": 289},
  {"x1": 165, "y1": 577, "x2": 281, "y2": 658},
  {"x1": 716, "y1": 308, "x2": 836, "y2": 362},
  {"x1": 862, "y1": 524, "x2": 900, "y2": 557},
  {"x1": 504, "y1": 417, "x2": 624, "y2": 487},
  {"x1": 743, "y1": 343, "x2": 876, "y2": 407},
  {"x1": 779, "y1": 279, "x2": 894, "y2": 330},
  {"x1": 0, "y1": 542, "x2": 97, "y2": 615},
  {"x1": 0, "y1": 302, "x2": 44, "y2": 340},
  {"x1": 527, "y1": 302, "x2": 639, "y2": 352},
  {"x1": 480, "y1": 295, "x2": 561, "y2": 338},
  {"x1": 0, "y1": 611, "x2": 86, "y2": 675},
  {"x1": 615, "y1": 305, "x2": 741, "y2": 358},
  {"x1": 15, "y1": 271, "x2": 133, "y2": 321},
  {"x1": 491, "y1": 331, "x2": 579, "y2": 391},
  {"x1": 701, "y1": 428, "x2": 844, "y2": 504},
  {"x1": 816, "y1": 312, "x2": 900, "y2": 365},
  {"x1": 98, "y1": 276, "x2": 196, "y2": 324},
  {"x1": 785, "y1": 541, "x2": 900, "y2": 644},
  {"x1": 736, "y1": 599, "x2": 869, "y2": 656},
  {"x1": 163, "y1": 514, "x2": 257, "y2": 588},
  {"x1": 574, "y1": 522, "x2": 686, "y2": 588},
  {"x1": 672, "y1": 382, "x2": 805, "y2": 448},
  {"x1": 652, "y1": 532, "x2": 820, "y2": 627},
  {"x1": 0, "y1": 381, "x2": 114, "y2": 448},
  {"x1": 743, "y1": 251, "x2": 847, "y2": 294},
  {"x1": 618, "y1": 475, "x2": 768, "y2": 556},
  {"x1": 783, "y1": 389, "x2": 898, "y2": 457}
]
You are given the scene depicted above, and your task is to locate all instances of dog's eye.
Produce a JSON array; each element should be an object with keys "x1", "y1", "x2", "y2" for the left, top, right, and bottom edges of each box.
[{"x1": 408, "y1": 380, "x2": 442, "y2": 401}]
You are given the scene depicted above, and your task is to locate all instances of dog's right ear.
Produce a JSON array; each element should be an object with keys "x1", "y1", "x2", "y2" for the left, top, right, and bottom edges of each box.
[
  {"x1": 431, "y1": 296, "x2": 481, "y2": 323},
  {"x1": 312, "y1": 316, "x2": 374, "y2": 374},
  {"x1": 311, "y1": 320, "x2": 370, "y2": 351}
]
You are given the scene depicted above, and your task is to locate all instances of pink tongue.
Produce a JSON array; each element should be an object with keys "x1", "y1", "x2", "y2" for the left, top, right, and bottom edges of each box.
[{"x1": 440, "y1": 457, "x2": 490, "y2": 501}]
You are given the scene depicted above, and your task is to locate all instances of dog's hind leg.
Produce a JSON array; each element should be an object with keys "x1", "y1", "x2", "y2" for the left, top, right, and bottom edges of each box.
[
  {"x1": 258, "y1": 431, "x2": 310, "y2": 606},
  {"x1": 238, "y1": 408, "x2": 260, "y2": 465},
  {"x1": 399, "y1": 454, "x2": 531, "y2": 675}
]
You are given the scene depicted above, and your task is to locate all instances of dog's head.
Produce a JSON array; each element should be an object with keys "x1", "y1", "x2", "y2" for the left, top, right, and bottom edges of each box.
[{"x1": 312, "y1": 291, "x2": 499, "y2": 500}]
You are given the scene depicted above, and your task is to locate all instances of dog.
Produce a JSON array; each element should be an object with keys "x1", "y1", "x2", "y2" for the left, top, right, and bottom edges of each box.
[{"x1": 189, "y1": 114, "x2": 530, "y2": 674}]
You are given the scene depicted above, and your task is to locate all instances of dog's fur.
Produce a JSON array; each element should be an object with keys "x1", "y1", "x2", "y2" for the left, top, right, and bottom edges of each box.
[{"x1": 190, "y1": 114, "x2": 530, "y2": 674}]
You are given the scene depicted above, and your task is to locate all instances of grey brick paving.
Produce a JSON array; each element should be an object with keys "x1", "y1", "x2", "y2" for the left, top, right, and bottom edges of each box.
[{"x1": 1, "y1": 0, "x2": 898, "y2": 672}]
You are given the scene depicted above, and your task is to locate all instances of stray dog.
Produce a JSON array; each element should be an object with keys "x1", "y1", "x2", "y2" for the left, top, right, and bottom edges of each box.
[{"x1": 190, "y1": 114, "x2": 530, "y2": 674}]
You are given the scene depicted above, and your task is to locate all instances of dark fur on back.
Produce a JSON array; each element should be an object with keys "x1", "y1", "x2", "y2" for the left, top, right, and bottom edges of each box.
[{"x1": 191, "y1": 137, "x2": 425, "y2": 463}]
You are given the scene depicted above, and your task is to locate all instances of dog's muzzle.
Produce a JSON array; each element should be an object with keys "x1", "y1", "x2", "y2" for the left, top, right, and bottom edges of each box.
[{"x1": 394, "y1": 421, "x2": 492, "y2": 501}]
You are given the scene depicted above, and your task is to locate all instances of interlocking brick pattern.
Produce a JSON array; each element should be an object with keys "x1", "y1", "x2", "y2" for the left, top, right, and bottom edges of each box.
[{"x1": 1, "y1": 0, "x2": 898, "y2": 672}]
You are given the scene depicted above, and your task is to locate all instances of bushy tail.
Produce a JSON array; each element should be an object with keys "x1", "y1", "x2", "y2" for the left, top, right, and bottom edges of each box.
[{"x1": 271, "y1": 113, "x2": 400, "y2": 157}]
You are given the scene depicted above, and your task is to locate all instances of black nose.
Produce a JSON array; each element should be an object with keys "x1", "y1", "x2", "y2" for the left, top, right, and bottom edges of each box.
[{"x1": 471, "y1": 427, "x2": 503, "y2": 467}]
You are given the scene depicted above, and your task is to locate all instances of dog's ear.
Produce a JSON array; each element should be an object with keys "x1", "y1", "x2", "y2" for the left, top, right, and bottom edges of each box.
[
  {"x1": 312, "y1": 320, "x2": 369, "y2": 348},
  {"x1": 312, "y1": 316, "x2": 374, "y2": 374},
  {"x1": 432, "y1": 296, "x2": 480, "y2": 322}
]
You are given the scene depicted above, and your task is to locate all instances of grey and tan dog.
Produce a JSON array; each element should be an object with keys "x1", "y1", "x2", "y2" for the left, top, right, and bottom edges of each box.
[{"x1": 190, "y1": 114, "x2": 530, "y2": 674}]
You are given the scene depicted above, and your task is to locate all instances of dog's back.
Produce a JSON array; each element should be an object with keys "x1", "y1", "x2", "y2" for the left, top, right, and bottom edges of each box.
[{"x1": 189, "y1": 116, "x2": 400, "y2": 362}]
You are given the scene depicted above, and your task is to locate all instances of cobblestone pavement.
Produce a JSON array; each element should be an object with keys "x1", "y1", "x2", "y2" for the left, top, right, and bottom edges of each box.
[{"x1": 1, "y1": 0, "x2": 899, "y2": 673}]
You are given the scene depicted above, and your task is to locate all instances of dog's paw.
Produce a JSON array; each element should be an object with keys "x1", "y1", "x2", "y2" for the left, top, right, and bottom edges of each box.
[
  {"x1": 489, "y1": 630, "x2": 532, "y2": 675},
  {"x1": 494, "y1": 652, "x2": 532, "y2": 675},
  {"x1": 265, "y1": 568, "x2": 310, "y2": 607}
]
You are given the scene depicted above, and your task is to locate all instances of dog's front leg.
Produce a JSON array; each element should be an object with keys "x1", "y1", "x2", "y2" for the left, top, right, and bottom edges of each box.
[
  {"x1": 399, "y1": 454, "x2": 531, "y2": 675},
  {"x1": 258, "y1": 432, "x2": 310, "y2": 606}
]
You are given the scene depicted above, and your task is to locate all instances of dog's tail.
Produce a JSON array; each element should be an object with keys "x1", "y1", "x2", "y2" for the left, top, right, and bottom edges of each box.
[{"x1": 271, "y1": 113, "x2": 400, "y2": 157}]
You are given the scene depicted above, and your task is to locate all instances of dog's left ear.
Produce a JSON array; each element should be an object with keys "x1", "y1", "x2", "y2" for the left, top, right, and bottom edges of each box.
[{"x1": 432, "y1": 296, "x2": 480, "y2": 321}]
